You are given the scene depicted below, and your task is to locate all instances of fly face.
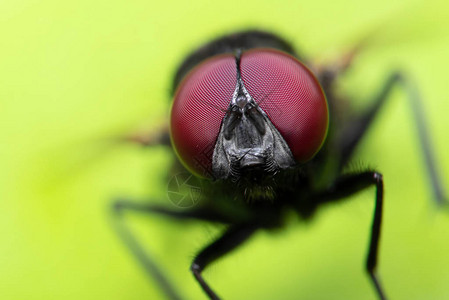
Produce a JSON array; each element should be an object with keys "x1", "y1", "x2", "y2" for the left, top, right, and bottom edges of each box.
[{"x1": 170, "y1": 48, "x2": 329, "y2": 185}]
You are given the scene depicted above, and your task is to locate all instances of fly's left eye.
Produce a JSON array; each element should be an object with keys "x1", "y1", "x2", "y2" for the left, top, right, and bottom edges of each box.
[
  {"x1": 171, "y1": 54, "x2": 236, "y2": 177},
  {"x1": 170, "y1": 49, "x2": 328, "y2": 178}
]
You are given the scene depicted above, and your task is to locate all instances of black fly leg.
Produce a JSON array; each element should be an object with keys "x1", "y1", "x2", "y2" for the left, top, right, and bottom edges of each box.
[
  {"x1": 403, "y1": 77, "x2": 447, "y2": 204},
  {"x1": 191, "y1": 224, "x2": 258, "y2": 300},
  {"x1": 314, "y1": 171, "x2": 386, "y2": 300},
  {"x1": 336, "y1": 73, "x2": 400, "y2": 164},
  {"x1": 112, "y1": 199, "x2": 235, "y2": 300},
  {"x1": 336, "y1": 72, "x2": 446, "y2": 205},
  {"x1": 111, "y1": 200, "x2": 189, "y2": 300}
]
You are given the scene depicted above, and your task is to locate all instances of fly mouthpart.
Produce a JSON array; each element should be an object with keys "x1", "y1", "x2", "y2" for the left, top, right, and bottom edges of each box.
[{"x1": 240, "y1": 157, "x2": 265, "y2": 169}]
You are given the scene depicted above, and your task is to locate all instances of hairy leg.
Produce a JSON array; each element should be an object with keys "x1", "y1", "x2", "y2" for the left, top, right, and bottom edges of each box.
[
  {"x1": 313, "y1": 171, "x2": 386, "y2": 300},
  {"x1": 190, "y1": 223, "x2": 258, "y2": 300},
  {"x1": 111, "y1": 199, "x2": 236, "y2": 300},
  {"x1": 335, "y1": 72, "x2": 446, "y2": 205}
]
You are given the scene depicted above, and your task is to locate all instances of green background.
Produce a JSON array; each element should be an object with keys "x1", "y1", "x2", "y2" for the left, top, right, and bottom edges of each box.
[{"x1": 1, "y1": 0, "x2": 448, "y2": 299}]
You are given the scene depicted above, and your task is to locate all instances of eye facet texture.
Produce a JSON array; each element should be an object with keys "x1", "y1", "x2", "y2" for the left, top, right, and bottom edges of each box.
[{"x1": 171, "y1": 49, "x2": 328, "y2": 177}]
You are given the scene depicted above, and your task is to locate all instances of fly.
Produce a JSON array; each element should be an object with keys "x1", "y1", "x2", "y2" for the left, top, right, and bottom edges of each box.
[{"x1": 113, "y1": 30, "x2": 447, "y2": 300}]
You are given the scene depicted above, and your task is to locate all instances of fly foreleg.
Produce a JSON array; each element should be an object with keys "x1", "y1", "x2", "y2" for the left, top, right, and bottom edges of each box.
[{"x1": 313, "y1": 171, "x2": 386, "y2": 300}]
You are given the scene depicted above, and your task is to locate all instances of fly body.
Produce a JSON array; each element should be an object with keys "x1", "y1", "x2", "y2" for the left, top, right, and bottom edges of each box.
[{"x1": 113, "y1": 30, "x2": 446, "y2": 300}]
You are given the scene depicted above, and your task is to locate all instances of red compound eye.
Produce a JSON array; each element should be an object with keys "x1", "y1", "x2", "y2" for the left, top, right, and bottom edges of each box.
[{"x1": 171, "y1": 49, "x2": 328, "y2": 177}]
